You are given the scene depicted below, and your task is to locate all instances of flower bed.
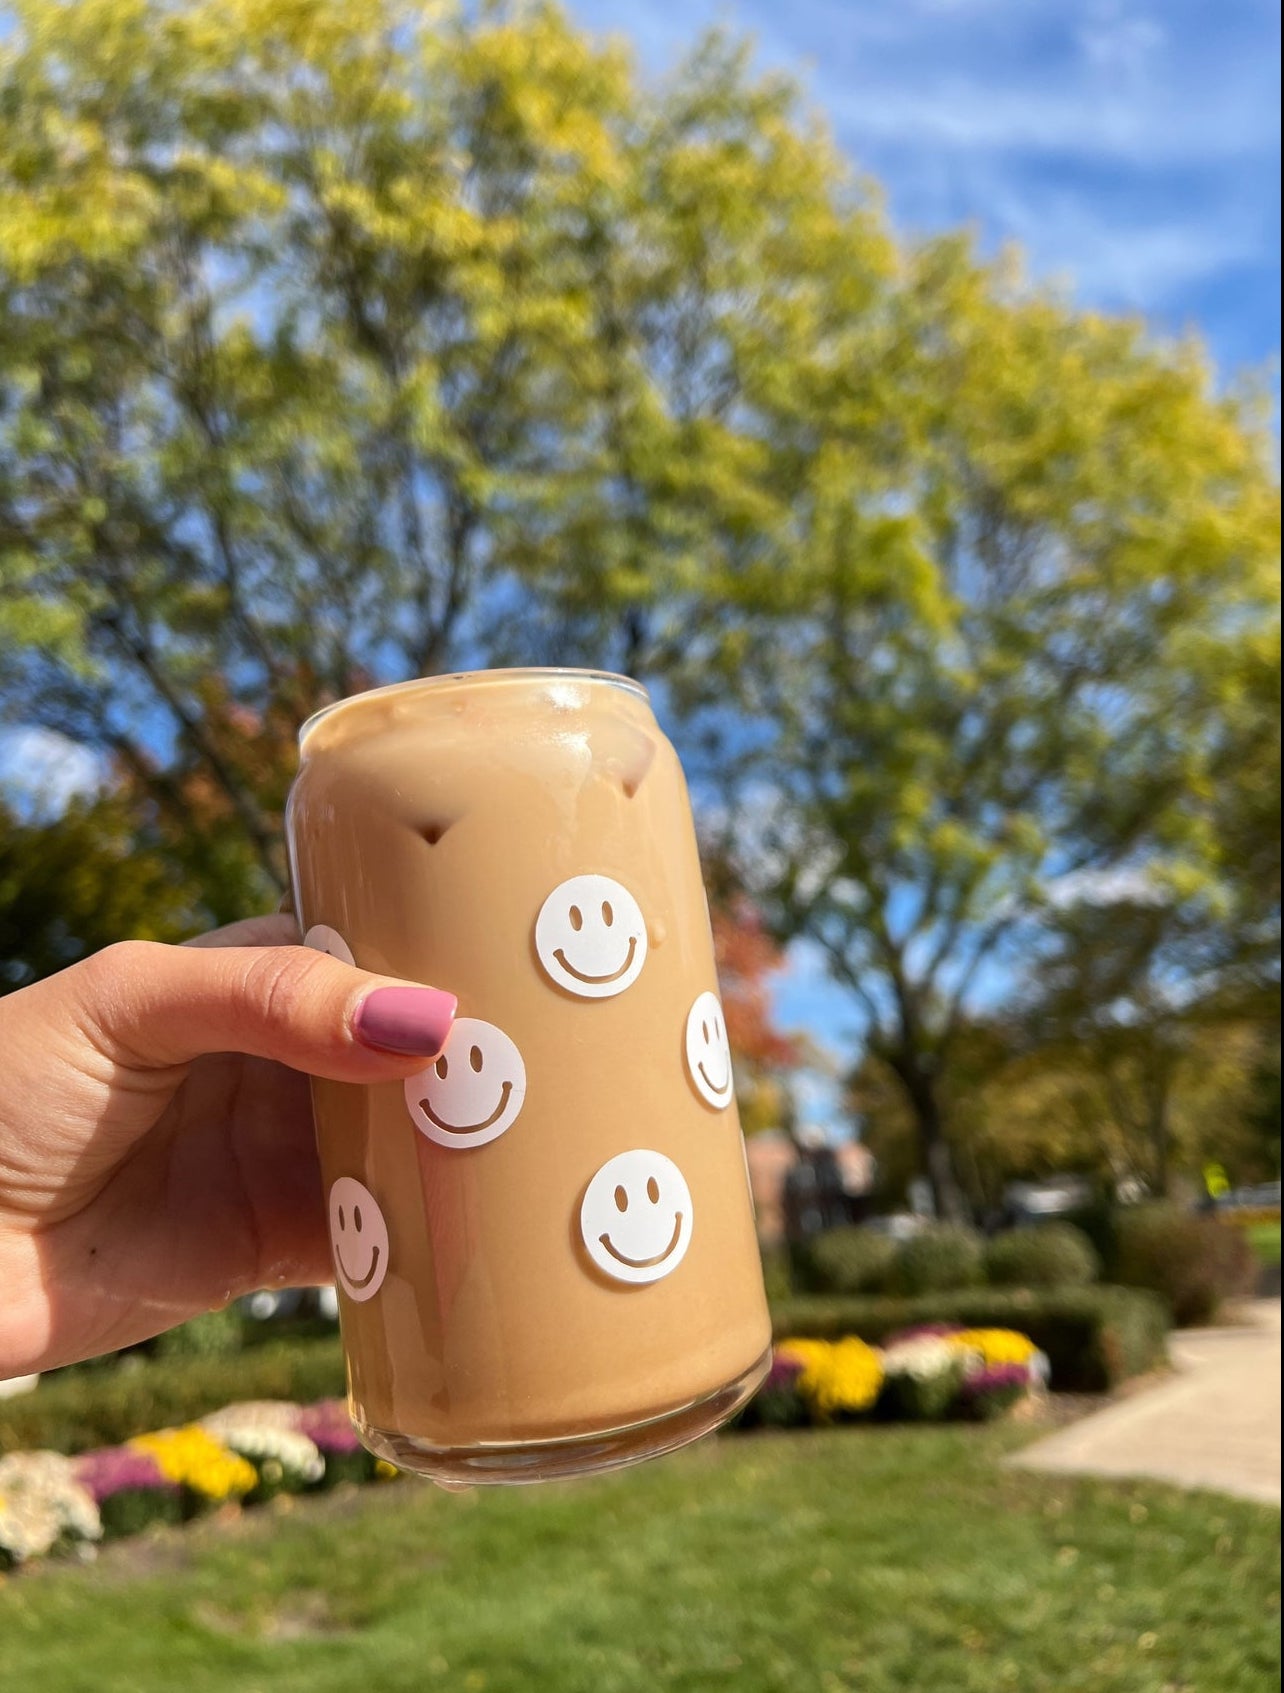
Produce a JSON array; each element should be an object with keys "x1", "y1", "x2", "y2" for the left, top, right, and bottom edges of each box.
[
  {"x1": 0, "y1": 1398, "x2": 389, "y2": 1572},
  {"x1": 739, "y1": 1328, "x2": 1049, "y2": 1430}
]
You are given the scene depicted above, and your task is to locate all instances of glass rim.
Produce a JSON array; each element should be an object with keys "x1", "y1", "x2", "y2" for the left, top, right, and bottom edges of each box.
[{"x1": 298, "y1": 668, "x2": 649, "y2": 747}]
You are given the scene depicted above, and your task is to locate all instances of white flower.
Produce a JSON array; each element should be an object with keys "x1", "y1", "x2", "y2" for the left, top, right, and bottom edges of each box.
[
  {"x1": 201, "y1": 1420, "x2": 325, "y2": 1485},
  {"x1": 202, "y1": 1401, "x2": 302, "y2": 1434},
  {"x1": 879, "y1": 1338, "x2": 961, "y2": 1382},
  {"x1": 0, "y1": 1451, "x2": 102, "y2": 1563}
]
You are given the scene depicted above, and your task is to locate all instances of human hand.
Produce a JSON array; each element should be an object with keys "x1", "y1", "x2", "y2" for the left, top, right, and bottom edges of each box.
[{"x1": 0, "y1": 916, "x2": 455, "y2": 1377}]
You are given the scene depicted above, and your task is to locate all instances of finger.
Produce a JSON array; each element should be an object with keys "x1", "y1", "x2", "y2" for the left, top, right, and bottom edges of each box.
[{"x1": 70, "y1": 940, "x2": 457, "y2": 1080}]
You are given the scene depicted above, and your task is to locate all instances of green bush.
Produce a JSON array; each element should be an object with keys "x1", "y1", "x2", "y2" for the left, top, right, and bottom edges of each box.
[
  {"x1": 152, "y1": 1308, "x2": 245, "y2": 1360},
  {"x1": 0, "y1": 1338, "x2": 345, "y2": 1457},
  {"x1": 1112, "y1": 1204, "x2": 1257, "y2": 1326},
  {"x1": 985, "y1": 1223, "x2": 1101, "y2": 1289},
  {"x1": 796, "y1": 1227, "x2": 898, "y2": 1296},
  {"x1": 97, "y1": 1487, "x2": 184, "y2": 1540},
  {"x1": 771, "y1": 1285, "x2": 1170, "y2": 1393},
  {"x1": 759, "y1": 1247, "x2": 795, "y2": 1303},
  {"x1": 876, "y1": 1366, "x2": 962, "y2": 1423},
  {"x1": 890, "y1": 1225, "x2": 985, "y2": 1296}
]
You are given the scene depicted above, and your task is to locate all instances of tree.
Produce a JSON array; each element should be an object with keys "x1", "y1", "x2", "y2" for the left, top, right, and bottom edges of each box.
[
  {"x1": 705, "y1": 254, "x2": 1279, "y2": 1219},
  {"x1": 0, "y1": 794, "x2": 196, "y2": 989},
  {"x1": 0, "y1": 0, "x2": 896, "y2": 899},
  {"x1": 710, "y1": 893, "x2": 799, "y2": 1135}
]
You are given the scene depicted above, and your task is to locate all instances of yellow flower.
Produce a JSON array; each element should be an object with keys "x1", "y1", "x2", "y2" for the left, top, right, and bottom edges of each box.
[
  {"x1": 776, "y1": 1337, "x2": 884, "y2": 1419},
  {"x1": 948, "y1": 1330, "x2": 1038, "y2": 1369},
  {"x1": 129, "y1": 1427, "x2": 256, "y2": 1501}
]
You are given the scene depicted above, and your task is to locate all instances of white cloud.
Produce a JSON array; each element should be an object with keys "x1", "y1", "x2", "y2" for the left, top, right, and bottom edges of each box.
[{"x1": 0, "y1": 727, "x2": 105, "y2": 820}]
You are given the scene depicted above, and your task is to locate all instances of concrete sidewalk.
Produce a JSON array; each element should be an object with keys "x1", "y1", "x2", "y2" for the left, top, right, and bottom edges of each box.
[{"x1": 1012, "y1": 1300, "x2": 1281, "y2": 1507}]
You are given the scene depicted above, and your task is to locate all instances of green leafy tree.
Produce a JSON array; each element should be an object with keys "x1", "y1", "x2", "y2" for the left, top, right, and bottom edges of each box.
[
  {"x1": 0, "y1": 0, "x2": 896, "y2": 897},
  {"x1": 707, "y1": 256, "x2": 1279, "y2": 1218},
  {"x1": 0, "y1": 794, "x2": 196, "y2": 989}
]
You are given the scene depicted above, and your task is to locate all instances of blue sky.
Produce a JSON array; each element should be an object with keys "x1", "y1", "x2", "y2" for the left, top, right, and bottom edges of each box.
[{"x1": 569, "y1": 0, "x2": 1281, "y2": 381}]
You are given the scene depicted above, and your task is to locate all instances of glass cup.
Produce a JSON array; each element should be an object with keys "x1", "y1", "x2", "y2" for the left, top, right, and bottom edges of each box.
[{"x1": 286, "y1": 669, "x2": 771, "y2": 1485}]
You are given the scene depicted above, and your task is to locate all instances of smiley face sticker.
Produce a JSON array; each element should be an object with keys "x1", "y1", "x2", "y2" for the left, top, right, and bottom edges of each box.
[
  {"x1": 304, "y1": 924, "x2": 356, "y2": 967},
  {"x1": 534, "y1": 874, "x2": 648, "y2": 999},
  {"x1": 580, "y1": 1150, "x2": 694, "y2": 1286},
  {"x1": 405, "y1": 1016, "x2": 527, "y2": 1149},
  {"x1": 684, "y1": 990, "x2": 734, "y2": 1110},
  {"x1": 328, "y1": 1177, "x2": 389, "y2": 1302}
]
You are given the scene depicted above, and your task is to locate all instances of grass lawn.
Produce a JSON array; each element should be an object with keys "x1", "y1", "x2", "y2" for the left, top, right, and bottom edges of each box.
[
  {"x1": 2, "y1": 1425, "x2": 1278, "y2": 1693},
  {"x1": 1245, "y1": 1222, "x2": 1282, "y2": 1268}
]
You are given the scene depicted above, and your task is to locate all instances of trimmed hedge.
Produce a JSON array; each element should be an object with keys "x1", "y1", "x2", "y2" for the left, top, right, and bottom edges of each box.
[
  {"x1": 0, "y1": 1337, "x2": 345, "y2": 1457},
  {"x1": 794, "y1": 1227, "x2": 899, "y2": 1296},
  {"x1": 889, "y1": 1225, "x2": 985, "y2": 1295},
  {"x1": 1112, "y1": 1204, "x2": 1257, "y2": 1326},
  {"x1": 770, "y1": 1285, "x2": 1170, "y2": 1393},
  {"x1": 985, "y1": 1223, "x2": 1101, "y2": 1290}
]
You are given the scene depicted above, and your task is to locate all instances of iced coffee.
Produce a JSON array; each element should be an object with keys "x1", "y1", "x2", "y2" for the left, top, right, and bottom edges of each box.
[{"x1": 286, "y1": 669, "x2": 771, "y2": 1484}]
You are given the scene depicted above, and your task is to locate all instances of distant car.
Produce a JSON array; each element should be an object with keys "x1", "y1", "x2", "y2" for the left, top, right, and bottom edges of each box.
[
  {"x1": 1003, "y1": 1177, "x2": 1095, "y2": 1225},
  {"x1": 237, "y1": 1287, "x2": 339, "y2": 1324}
]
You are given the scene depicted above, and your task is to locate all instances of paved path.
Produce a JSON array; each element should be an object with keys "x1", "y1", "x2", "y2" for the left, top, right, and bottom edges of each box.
[{"x1": 1013, "y1": 1300, "x2": 1281, "y2": 1506}]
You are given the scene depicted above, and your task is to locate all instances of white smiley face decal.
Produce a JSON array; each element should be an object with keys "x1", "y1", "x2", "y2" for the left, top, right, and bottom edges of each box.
[
  {"x1": 580, "y1": 1150, "x2": 694, "y2": 1286},
  {"x1": 328, "y1": 1177, "x2": 389, "y2": 1302},
  {"x1": 405, "y1": 1017, "x2": 527, "y2": 1149},
  {"x1": 534, "y1": 874, "x2": 648, "y2": 999},
  {"x1": 684, "y1": 990, "x2": 734, "y2": 1110},
  {"x1": 304, "y1": 924, "x2": 356, "y2": 967}
]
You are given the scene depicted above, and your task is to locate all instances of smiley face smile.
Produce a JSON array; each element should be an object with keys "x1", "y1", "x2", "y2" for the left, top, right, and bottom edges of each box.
[
  {"x1": 697, "y1": 1059, "x2": 732, "y2": 1097},
  {"x1": 599, "y1": 1212, "x2": 685, "y2": 1270},
  {"x1": 336, "y1": 1243, "x2": 381, "y2": 1289},
  {"x1": 552, "y1": 933, "x2": 638, "y2": 986},
  {"x1": 418, "y1": 1080, "x2": 514, "y2": 1136}
]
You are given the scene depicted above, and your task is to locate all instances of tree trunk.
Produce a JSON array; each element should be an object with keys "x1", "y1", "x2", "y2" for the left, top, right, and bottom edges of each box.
[
  {"x1": 892, "y1": 1053, "x2": 970, "y2": 1223},
  {"x1": 1150, "y1": 1076, "x2": 1172, "y2": 1198}
]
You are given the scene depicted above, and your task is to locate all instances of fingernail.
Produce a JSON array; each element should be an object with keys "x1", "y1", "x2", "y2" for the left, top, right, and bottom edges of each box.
[{"x1": 354, "y1": 987, "x2": 457, "y2": 1057}]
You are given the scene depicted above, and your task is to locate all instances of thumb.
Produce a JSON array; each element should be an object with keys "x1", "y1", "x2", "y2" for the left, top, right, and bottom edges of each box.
[{"x1": 70, "y1": 940, "x2": 457, "y2": 1080}]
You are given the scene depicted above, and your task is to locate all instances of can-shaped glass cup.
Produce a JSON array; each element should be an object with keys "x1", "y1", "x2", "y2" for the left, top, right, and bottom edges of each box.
[{"x1": 286, "y1": 669, "x2": 771, "y2": 1485}]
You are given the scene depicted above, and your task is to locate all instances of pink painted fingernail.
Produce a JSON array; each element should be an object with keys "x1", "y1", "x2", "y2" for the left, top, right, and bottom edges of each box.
[{"x1": 354, "y1": 987, "x2": 457, "y2": 1057}]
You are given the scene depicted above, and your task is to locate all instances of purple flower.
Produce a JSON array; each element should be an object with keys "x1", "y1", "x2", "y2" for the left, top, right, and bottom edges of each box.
[
  {"x1": 295, "y1": 1400, "x2": 362, "y2": 1455},
  {"x1": 959, "y1": 1363, "x2": 1030, "y2": 1400},
  {"x1": 73, "y1": 1445, "x2": 176, "y2": 1504},
  {"x1": 884, "y1": 1323, "x2": 965, "y2": 1349},
  {"x1": 763, "y1": 1355, "x2": 805, "y2": 1393}
]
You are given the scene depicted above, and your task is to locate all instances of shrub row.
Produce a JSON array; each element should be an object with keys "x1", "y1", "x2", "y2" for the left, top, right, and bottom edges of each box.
[
  {"x1": 795, "y1": 1208, "x2": 1255, "y2": 1327},
  {"x1": 795, "y1": 1222, "x2": 1100, "y2": 1300},
  {"x1": 0, "y1": 1337, "x2": 345, "y2": 1457},
  {"x1": 769, "y1": 1285, "x2": 1170, "y2": 1393}
]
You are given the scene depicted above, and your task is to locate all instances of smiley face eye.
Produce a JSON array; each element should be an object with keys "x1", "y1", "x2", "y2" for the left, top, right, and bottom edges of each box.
[
  {"x1": 647, "y1": 1176, "x2": 660, "y2": 1204},
  {"x1": 354, "y1": 1205, "x2": 363, "y2": 1232},
  {"x1": 702, "y1": 1021, "x2": 710, "y2": 1044},
  {"x1": 601, "y1": 900, "x2": 614, "y2": 926},
  {"x1": 469, "y1": 1044, "x2": 483, "y2": 1072},
  {"x1": 614, "y1": 1185, "x2": 629, "y2": 1212},
  {"x1": 337, "y1": 1206, "x2": 346, "y2": 1232},
  {"x1": 569, "y1": 904, "x2": 583, "y2": 931},
  {"x1": 435, "y1": 1055, "x2": 449, "y2": 1079}
]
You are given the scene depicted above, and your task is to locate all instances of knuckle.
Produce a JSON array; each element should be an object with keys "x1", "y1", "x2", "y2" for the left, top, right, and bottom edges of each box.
[
  {"x1": 242, "y1": 946, "x2": 331, "y2": 1035},
  {"x1": 83, "y1": 939, "x2": 162, "y2": 990}
]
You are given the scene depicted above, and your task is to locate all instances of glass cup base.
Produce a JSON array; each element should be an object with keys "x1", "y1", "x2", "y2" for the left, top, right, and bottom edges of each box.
[{"x1": 354, "y1": 1347, "x2": 773, "y2": 1489}]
